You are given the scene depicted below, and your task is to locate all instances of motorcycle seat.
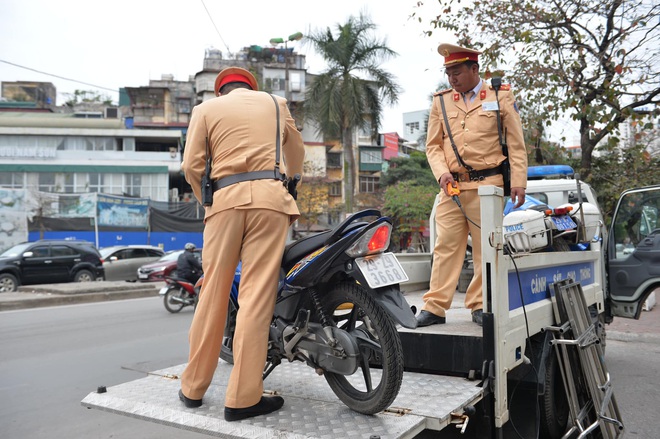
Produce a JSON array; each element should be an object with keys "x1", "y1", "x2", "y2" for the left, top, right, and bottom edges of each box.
[{"x1": 281, "y1": 222, "x2": 368, "y2": 272}]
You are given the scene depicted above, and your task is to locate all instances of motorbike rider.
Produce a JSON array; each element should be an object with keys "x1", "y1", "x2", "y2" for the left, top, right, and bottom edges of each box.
[{"x1": 176, "y1": 243, "x2": 202, "y2": 284}]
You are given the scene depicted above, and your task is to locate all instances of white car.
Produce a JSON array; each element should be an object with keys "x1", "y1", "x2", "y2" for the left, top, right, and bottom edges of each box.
[{"x1": 100, "y1": 245, "x2": 165, "y2": 282}]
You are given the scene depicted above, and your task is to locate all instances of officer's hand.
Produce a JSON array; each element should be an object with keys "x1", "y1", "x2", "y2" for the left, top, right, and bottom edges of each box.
[
  {"x1": 511, "y1": 187, "x2": 526, "y2": 208},
  {"x1": 440, "y1": 173, "x2": 455, "y2": 197}
]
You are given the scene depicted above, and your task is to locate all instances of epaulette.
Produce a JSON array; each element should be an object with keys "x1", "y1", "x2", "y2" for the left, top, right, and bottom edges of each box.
[
  {"x1": 433, "y1": 88, "x2": 453, "y2": 96},
  {"x1": 489, "y1": 84, "x2": 511, "y2": 91}
]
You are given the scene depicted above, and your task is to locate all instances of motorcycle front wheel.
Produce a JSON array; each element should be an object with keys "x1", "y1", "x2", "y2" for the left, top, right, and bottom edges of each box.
[
  {"x1": 320, "y1": 281, "x2": 404, "y2": 415},
  {"x1": 163, "y1": 287, "x2": 186, "y2": 313}
]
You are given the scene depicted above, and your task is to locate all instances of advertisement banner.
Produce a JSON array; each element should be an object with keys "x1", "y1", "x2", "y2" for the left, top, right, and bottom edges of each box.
[{"x1": 97, "y1": 194, "x2": 149, "y2": 228}]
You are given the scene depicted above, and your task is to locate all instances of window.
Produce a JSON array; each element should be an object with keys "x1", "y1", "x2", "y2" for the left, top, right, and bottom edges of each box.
[
  {"x1": 51, "y1": 245, "x2": 77, "y2": 257},
  {"x1": 265, "y1": 77, "x2": 285, "y2": 91},
  {"x1": 360, "y1": 150, "x2": 382, "y2": 164},
  {"x1": 327, "y1": 152, "x2": 342, "y2": 168},
  {"x1": 88, "y1": 173, "x2": 103, "y2": 193},
  {"x1": 125, "y1": 174, "x2": 142, "y2": 197},
  {"x1": 289, "y1": 72, "x2": 302, "y2": 92},
  {"x1": 146, "y1": 249, "x2": 164, "y2": 257},
  {"x1": 406, "y1": 121, "x2": 420, "y2": 135},
  {"x1": 39, "y1": 173, "x2": 56, "y2": 192},
  {"x1": 62, "y1": 173, "x2": 75, "y2": 193},
  {"x1": 360, "y1": 176, "x2": 380, "y2": 193},
  {"x1": 0, "y1": 172, "x2": 23, "y2": 188},
  {"x1": 30, "y1": 246, "x2": 50, "y2": 258},
  {"x1": 329, "y1": 182, "x2": 342, "y2": 197},
  {"x1": 177, "y1": 98, "x2": 191, "y2": 114}
]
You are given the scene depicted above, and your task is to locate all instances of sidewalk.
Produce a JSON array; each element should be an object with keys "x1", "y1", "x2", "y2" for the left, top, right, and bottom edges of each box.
[
  {"x1": 1, "y1": 282, "x2": 657, "y2": 343},
  {"x1": 0, "y1": 281, "x2": 164, "y2": 311},
  {"x1": 606, "y1": 290, "x2": 660, "y2": 343}
]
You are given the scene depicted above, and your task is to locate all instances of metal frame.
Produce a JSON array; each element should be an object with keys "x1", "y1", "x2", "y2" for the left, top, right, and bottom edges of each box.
[{"x1": 545, "y1": 279, "x2": 624, "y2": 438}]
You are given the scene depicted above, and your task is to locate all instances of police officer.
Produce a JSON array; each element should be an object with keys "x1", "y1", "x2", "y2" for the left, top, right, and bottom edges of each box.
[
  {"x1": 178, "y1": 67, "x2": 305, "y2": 421},
  {"x1": 417, "y1": 43, "x2": 527, "y2": 327},
  {"x1": 176, "y1": 243, "x2": 202, "y2": 284}
]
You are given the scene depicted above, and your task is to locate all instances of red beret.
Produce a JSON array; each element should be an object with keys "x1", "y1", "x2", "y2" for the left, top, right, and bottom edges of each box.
[{"x1": 214, "y1": 67, "x2": 258, "y2": 96}]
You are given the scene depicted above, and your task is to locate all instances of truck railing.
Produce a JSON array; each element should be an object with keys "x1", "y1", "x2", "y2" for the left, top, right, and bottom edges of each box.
[{"x1": 479, "y1": 185, "x2": 605, "y2": 429}]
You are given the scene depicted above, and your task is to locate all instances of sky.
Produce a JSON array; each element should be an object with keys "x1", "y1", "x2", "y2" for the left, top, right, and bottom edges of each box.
[{"x1": 0, "y1": 0, "x2": 454, "y2": 137}]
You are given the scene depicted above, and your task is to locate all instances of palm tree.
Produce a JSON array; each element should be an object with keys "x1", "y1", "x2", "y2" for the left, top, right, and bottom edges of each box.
[{"x1": 305, "y1": 13, "x2": 400, "y2": 213}]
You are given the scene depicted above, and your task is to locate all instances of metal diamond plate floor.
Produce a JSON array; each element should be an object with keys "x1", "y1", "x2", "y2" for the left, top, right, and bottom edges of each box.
[{"x1": 82, "y1": 360, "x2": 483, "y2": 438}]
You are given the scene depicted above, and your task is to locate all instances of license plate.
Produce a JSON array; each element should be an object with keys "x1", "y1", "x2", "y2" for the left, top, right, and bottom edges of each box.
[
  {"x1": 158, "y1": 287, "x2": 169, "y2": 295},
  {"x1": 551, "y1": 215, "x2": 577, "y2": 231},
  {"x1": 138, "y1": 273, "x2": 148, "y2": 279},
  {"x1": 355, "y1": 252, "x2": 409, "y2": 289}
]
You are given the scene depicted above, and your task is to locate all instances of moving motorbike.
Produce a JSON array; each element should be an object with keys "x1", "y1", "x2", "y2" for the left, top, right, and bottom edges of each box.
[
  {"x1": 214, "y1": 209, "x2": 418, "y2": 415},
  {"x1": 160, "y1": 276, "x2": 202, "y2": 313}
]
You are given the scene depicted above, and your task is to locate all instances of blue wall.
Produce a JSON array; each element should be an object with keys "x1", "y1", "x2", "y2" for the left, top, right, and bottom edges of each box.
[{"x1": 28, "y1": 231, "x2": 203, "y2": 251}]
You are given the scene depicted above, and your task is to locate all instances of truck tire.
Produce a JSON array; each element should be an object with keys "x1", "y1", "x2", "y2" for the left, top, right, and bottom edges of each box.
[{"x1": 539, "y1": 350, "x2": 570, "y2": 438}]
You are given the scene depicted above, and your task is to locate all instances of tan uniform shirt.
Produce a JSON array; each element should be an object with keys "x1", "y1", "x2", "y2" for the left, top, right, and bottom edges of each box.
[
  {"x1": 182, "y1": 89, "x2": 305, "y2": 223},
  {"x1": 426, "y1": 79, "x2": 527, "y2": 190}
]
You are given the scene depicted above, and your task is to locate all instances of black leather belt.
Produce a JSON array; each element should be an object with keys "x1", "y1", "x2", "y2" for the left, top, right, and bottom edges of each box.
[
  {"x1": 452, "y1": 165, "x2": 503, "y2": 182},
  {"x1": 212, "y1": 170, "x2": 284, "y2": 191}
]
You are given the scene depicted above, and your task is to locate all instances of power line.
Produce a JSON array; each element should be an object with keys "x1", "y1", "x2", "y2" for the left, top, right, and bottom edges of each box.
[
  {"x1": 199, "y1": 0, "x2": 232, "y2": 56},
  {"x1": 0, "y1": 59, "x2": 118, "y2": 93}
]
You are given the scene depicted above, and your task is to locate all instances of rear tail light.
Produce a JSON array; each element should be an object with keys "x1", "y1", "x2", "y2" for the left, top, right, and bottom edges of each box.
[{"x1": 345, "y1": 223, "x2": 392, "y2": 258}]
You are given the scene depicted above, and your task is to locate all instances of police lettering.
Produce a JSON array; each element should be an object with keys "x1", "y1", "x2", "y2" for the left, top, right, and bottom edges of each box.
[{"x1": 505, "y1": 223, "x2": 524, "y2": 233}]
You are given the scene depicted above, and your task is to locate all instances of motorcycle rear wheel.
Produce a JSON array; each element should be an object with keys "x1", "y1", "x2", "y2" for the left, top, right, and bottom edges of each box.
[
  {"x1": 163, "y1": 288, "x2": 186, "y2": 313},
  {"x1": 320, "y1": 281, "x2": 404, "y2": 415}
]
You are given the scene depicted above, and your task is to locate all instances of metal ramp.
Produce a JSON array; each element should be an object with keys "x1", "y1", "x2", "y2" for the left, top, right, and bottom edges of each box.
[
  {"x1": 81, "y1": 361, "x2": 483, "y2": 439},
  {"x1": 546, "y1": 279, "x2": 624, "y2": 438}
]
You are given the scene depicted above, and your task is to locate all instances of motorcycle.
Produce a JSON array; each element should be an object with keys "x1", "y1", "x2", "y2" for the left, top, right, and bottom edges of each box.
[
  {"x1": 159, "y1": 275, "x2": 202, "y2": 313},
  {"x1": 204, "y1": 209, "x2": 418, "y2": 415}
]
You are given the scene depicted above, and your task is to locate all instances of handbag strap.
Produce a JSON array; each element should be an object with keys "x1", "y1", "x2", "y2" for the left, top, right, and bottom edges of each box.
[
  {"x1": 269, "y1": 93, "x2": 282, "y2": 175},
  {"x1": 212, "y1": 93, "x2": 285, "y2": 191},
  {"x1": 439, "y1": 95, "x2": 474, "y2": 173}
]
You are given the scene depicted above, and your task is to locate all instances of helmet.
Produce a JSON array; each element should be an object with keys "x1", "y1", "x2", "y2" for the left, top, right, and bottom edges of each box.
[{"x1": 184, "y1": 243, "x2": 196, "y2": 251}]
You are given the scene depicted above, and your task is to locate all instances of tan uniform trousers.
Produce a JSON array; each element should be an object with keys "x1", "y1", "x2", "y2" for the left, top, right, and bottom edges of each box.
[
  {"x1": 181, "y1": 208, "x2": 290, "y2": 409},
  {"x1": 422, "y1": 188, "x2": 483, "y2": 317}
]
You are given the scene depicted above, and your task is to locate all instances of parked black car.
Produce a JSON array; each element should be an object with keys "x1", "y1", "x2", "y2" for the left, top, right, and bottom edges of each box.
[{"x1": 0, "y1": 240, "x2": 104, "y2": 292}]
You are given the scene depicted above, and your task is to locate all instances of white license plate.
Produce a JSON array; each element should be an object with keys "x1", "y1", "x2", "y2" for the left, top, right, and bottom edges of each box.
[
  {"x1": 158, "y1": 287, "x2": 169, "y2": 295},
  {"x1": 138, "y1": 273, "x2": 148, "y2": 279},
  {"x1": 551, "y1": 215, "x2": 577, "y2": 231},
  {"x1": 355, "y1": 252, "x2": 409, "y2": 289}
]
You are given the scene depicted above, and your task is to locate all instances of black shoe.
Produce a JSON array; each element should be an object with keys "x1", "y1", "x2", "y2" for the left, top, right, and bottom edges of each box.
[
  {"x1": 416, "y1": 310, "x2": 446, "y2": 327},
  {"x1": 178, "y1": 389, "x2": 202, "y2": 408},
  {"x1": 225, "y1": 396, "x2": 284, "y2": 422},
  {"x1": 472, "y1": 309, "x2": 483, "y2": 326}
]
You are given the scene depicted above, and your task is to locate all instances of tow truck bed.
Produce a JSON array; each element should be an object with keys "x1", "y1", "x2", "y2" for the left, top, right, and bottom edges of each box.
[
  {"x1": 81, "y1": 290, "x2": 484, "y2": 438},
  {"x1": 82, "y1": 361, "x2": 482, "y2": 438}
]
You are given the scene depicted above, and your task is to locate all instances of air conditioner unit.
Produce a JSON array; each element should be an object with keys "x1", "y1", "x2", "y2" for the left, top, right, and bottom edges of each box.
[{"x1": 105, "y1": 107, "x2": 119, "y2": 118}]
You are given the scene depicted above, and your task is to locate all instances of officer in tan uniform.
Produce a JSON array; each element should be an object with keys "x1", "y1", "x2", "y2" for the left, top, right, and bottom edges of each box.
[
  {"x1": 178, "y1": 67, "x2": 305, "y2": 421},
  {"x1": 417, "y1": 44, "x2": 527, "y2": 327}
]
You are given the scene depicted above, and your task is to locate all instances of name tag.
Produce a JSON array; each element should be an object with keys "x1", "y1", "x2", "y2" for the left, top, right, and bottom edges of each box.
[{"x1": 481, "y1": 101, "x2": 499, "y2": 111}]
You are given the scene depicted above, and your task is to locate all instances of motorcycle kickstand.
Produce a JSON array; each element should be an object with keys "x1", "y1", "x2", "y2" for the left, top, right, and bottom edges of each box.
[{"x1": 263, "y1": 358, "x2": 281, "y2": 380}]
